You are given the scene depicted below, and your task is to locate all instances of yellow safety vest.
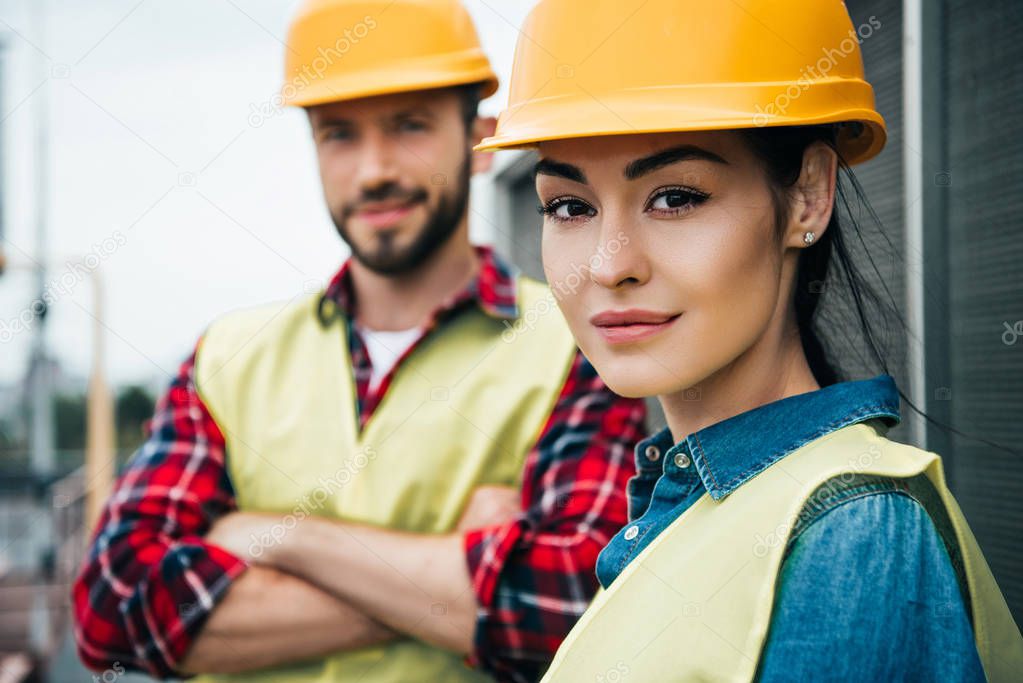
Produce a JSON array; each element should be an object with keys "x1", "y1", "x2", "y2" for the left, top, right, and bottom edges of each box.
[
  {"x1": 540, "y1": 421, "x2": 1023, "y2": 682},
  {"x1": 192, "y1": 276, "x2": 577, "y2": 683}
]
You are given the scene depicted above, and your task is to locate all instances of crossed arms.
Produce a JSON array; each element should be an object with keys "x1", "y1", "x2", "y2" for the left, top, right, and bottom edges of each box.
[
  {"x1": 180, "y1": 484, "x2": 518, "y2": 673},
  {"x1": 72, "y1": 351, "x2": 644, "y2": 680}
]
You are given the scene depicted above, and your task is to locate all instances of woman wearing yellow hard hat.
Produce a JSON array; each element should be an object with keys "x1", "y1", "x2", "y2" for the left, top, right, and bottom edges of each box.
[{"x1": 478, "y1": 0, "x2": 1023, "y2": 681}]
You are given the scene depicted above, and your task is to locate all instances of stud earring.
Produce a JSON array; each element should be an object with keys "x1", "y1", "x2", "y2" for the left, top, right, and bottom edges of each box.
[{"x1": 803, "y1": 231, "x2": 816, "y2": 245}]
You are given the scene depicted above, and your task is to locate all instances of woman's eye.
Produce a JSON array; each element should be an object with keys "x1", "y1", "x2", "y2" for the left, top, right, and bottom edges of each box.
[
  {"x1": 540, "y1": 198, "x2": 596, "y2": 222},
  {"x1": 647, "y1": 187, "x2": 709, "y2": 214}
]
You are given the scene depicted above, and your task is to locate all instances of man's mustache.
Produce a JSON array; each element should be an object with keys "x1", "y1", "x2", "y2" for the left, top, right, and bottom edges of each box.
[{"x1": 340, "y1": 183, "x2": 430, "y2": 220}]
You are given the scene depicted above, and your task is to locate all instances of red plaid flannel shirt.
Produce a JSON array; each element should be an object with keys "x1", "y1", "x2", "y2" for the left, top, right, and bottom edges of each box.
[{"x1": 72, "y1": 246, "x2": 646, "y2": 682}]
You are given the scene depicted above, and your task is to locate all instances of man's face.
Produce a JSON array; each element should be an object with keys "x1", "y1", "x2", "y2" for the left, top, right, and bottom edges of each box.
[{"x1": 308, "y1": 88, "x2": 475, "y2": 275}]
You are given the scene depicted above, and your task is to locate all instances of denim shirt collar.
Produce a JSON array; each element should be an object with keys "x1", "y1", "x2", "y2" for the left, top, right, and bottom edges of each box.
[{"x1": 634, "y1": 375, "x2": 902, "y2": 501}]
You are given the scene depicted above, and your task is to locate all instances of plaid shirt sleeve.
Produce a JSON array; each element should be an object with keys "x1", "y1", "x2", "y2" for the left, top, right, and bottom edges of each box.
[
  {"x1": 71, "y1": 349, "x2": 247, "y2": 678},
  {"x1": 463, "y1": 350, "x2": 647, "y2": 682}
]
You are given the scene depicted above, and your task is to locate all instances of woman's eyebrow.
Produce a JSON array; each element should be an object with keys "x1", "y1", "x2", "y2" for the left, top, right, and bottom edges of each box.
[
  {"x1": 624, "y1": 145, "x2": 729, "y2": 180},
  {"x1": 534, "y1": 158, "x2": 587, "y2": 184}
]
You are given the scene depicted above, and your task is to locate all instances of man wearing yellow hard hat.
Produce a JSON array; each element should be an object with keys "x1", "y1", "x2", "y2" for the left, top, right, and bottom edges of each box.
[{"x1": 71, "y1": 2, "x2": 646, "y2": 681}]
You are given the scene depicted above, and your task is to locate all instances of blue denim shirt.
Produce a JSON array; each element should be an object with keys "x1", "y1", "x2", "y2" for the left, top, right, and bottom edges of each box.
[{"x1": 596, "y1": 375, "x2": 985, "y2": 681}]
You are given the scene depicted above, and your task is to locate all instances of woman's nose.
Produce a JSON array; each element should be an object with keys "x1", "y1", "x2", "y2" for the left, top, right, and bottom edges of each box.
[{"x1": 588, "y1": 222, "x2": 649, "y2": 290}]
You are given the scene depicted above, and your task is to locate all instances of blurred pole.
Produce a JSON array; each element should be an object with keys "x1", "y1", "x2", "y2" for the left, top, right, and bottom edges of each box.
[
  {"x1": 28, "y1": 0, "x2": 55, "y2": 477},
  {"x1": 84, "y1": 270, "x2": 114, "y2": 532},
  {"x1": 6, "y1": 257, "x2": 116, "y2": 531}
]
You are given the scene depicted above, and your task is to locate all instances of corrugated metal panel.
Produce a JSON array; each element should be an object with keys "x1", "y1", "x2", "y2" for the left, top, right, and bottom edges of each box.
[{"x1": 943, "y1": 0, "x2": 1023, "y2": 624}]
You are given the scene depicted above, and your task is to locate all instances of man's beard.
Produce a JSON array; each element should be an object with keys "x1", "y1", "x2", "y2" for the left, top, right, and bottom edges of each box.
[{"x1": 332, "y1": 155, "x2": 471, "y2": 276}]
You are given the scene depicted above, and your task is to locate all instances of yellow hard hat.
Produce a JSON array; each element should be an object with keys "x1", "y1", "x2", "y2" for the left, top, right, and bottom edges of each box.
[
  {"x1": 477, "y1": 0, "x2": 886, "y2": 165},
  {"x1": 283, "y1": 0, "x2": 499, "y2": 108}
]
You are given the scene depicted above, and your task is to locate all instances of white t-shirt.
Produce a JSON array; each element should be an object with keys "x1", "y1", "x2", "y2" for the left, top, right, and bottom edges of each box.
[{"x1": 358, "y1": 325, "x2": 422, "y2": 391}]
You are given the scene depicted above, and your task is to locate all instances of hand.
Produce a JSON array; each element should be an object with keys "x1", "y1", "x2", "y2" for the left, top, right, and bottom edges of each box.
[
  {"x1": 206, "y1": 511, "x2": 289, "y2": 564},
  {"x1": 456, "y1": 485, "x2": 521, "y2": 533}
]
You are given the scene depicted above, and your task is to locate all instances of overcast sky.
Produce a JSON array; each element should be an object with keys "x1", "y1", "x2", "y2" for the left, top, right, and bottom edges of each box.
[{"x1": 0, "y1": 0, "x2": 536, "y2": 387}]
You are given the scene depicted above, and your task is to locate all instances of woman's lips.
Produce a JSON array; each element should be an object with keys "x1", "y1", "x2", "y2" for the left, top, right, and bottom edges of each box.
[{"x1": 589, "y1": 309, "x2": 682, "y2": 344}]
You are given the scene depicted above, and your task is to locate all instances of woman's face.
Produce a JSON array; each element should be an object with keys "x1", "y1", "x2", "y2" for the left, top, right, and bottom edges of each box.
[{"x1": 536, "y1": 130, "x2": 818, "y2": 399}]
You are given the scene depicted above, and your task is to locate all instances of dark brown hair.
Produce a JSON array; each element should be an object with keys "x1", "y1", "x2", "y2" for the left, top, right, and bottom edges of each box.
[{"x1": 742, "y1": 124, "x2": 1014, "y2": 455}]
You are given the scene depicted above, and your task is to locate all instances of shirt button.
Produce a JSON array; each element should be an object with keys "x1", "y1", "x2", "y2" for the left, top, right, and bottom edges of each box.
[
  {"x1": 644, "y1": 445, "x2": 661, "y2": 462},
  {"x1": 674, "y1": 452, "x2": 692, "y2": 469},
  {"x1": 624, "y1": 525, "x2": 639, "y2": 541}
]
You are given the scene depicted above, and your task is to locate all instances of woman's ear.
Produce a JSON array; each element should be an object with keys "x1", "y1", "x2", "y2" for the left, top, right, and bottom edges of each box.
[
  {"x1": 787, "y1": 142, "x2": 838, "y2": 247},
  {"x1": 470, "y1": 116, "x2": 498, "y2": 175}
]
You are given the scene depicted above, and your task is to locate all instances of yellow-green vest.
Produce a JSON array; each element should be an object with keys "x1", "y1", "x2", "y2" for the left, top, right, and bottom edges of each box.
[
  {"x1": 539, "y1": 420, "x2": 1023, "y2": 682},
  {"x1": 192, "y1": 276, "x2": 577, "y2": 683}
]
